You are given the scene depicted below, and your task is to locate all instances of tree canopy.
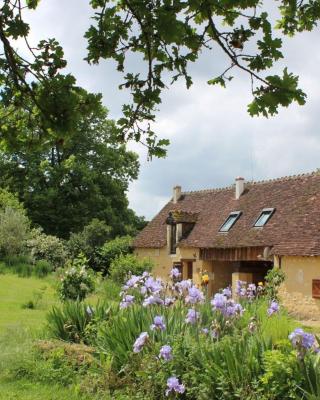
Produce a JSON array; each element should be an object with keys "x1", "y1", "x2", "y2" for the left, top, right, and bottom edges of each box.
[
  {"x1": 1, "y1": 1, "x2": 320, "y2": 157},
  {"x1": 0, "y1": 100, "x2": 143, "y2": 238}
]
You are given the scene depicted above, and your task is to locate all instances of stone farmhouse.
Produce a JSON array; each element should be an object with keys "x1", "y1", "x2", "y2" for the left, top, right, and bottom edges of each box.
[{"x1": 134, "y1": 171, "x2": 320, "y2": 318}]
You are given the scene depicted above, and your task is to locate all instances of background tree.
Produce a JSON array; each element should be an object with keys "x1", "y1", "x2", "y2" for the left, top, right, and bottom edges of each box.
[{"x1": 0, "y1": 100, "x2": 143, "y2": 238}]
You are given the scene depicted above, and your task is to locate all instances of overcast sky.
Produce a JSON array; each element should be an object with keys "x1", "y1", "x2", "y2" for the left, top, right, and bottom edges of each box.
[{"x1": 24, "y1": 1, "x2": 320, "y2": 220}]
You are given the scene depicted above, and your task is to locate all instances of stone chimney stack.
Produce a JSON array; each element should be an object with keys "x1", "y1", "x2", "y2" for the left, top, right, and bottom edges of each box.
[
  {"x1": 173, "y1": 185, "x2": 182, "y2": 204},
  {"x1": 235, "y1": 177, "x2": 245, "y2": 199}
]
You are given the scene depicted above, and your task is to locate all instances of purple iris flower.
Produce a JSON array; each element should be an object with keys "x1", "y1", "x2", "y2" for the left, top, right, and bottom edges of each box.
[
  {"x1": 165, "y1": 377, "x2": 185, "y2": 396},
  {"x1": 143, "y1": 295, "x2": 164, "y2": 307},
  {"x1": 185, "y1": 308, "x2": 200, "y2": 324},
  {"x1": 133, "y1": 332, "x2": 149, "y2": 353},
  {"x1": 289, "y1": 328, "x2": 315, "y2": 349},
  {"x1": 211, "y1": 293, "x2": 227, "y2": 310},
  {"x1": 164, "y1": 297, "x2": 175, "y2": 307},
  {"x1": 175, "y1": 279, "x2": 192, "y2": 294},
  {"x1": 120, "y1": 294, "x2": 135, "y2": 309},
  {"x1": 123, "y1": 275, "x2": 140, "y2": 291},
  {"x1": 201, "y1": 328, "x2": 209, "y2": 335},
  {"x1": 267, "y1": 300, "x2": 280, "y2": 316},
  {"x1": 151, "y1": 315, "x2": 166, "y2": 331},
  {"x1": 185, "y1": 286, "x2": 205, "y2": 305},
  {"x1": 144, "y1": 277, "x2": 163, "y2": 294},
  {"x1": 222, "y1": 287, "x2": 232, "y2": 298},
  {"x1": 159, "y1": 345, "x2": 172, "y2": 361},
  {"x1": 170, "y1": 267, "x2": 181, "y2": 279}
]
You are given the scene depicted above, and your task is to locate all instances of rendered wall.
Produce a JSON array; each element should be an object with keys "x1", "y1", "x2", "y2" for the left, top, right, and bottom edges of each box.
[{"x1": 277, "y1": 256, "x2": 320, "y2": 320}]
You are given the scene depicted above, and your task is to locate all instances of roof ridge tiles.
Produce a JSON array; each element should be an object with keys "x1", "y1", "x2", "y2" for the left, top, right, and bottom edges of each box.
[{"x1": 181, "y1": 170, "x2": 319, "y2": 195}]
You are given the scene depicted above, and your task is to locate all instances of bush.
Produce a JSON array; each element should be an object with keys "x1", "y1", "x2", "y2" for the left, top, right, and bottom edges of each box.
[
  {"x1": 0, "y1": 207, "x2": 30, "y2": 257},
  {"x1": 265, "y1": 268, "x2": 286, "y2": 301},
  {"x1": 67, "y1": 219, "x2": 112, "y2": 268},
  {"x1": 27, "y1": 229, "x2": 67, "y2": 269},
  {"x1": 109, "y1": 254, "x2": 153, "y2": 283},
  {"x1": 34, "y1": 260, "x2": 53, "y2": 278},
  {"x1": 58, "y1": 255, "x2": 95, "y2": 301},
  {"x1": 96, "y1": 235, "x2": 133, "y2": 273}
]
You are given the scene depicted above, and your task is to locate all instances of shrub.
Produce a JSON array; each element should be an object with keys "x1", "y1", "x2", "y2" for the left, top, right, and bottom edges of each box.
[
  {"x1": 0, "y1": 207, "x2": 30, "y2": 257},
  {"x1": 27, "y1": 229, "x2": 67, "y2": 269},
  {"x1": 34, "y1": 260, "x2": 53, "y2": 278},
  {"x1": 259, "y1": 349, "x2": 301, "y2": 399},
  {"x1": 58, "y1": 255, "x2": 95, "y2": 301},
  {"x1": 265, "y1": 268, "x2": 286, "y2": 301},
  {"x1": 0, "y1": 188, "x2": 25, "y2": 214},
  {"x1": 67, "y1": 219, "x2": 112, "y2": 267},
  {"x1": 109, "y1": 254, "x2": 153, "y2": 283},
  {"x1": 96, "y1": 235, "x2": 133, "y2": 273}
]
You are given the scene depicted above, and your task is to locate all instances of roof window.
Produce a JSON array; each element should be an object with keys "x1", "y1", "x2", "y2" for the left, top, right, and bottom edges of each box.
[
  {"x1": 219, "y1": 211, "x2": 242, "y2": 232},
  {"x1": 254, "y1": 208, "x2": 275, "y2": 227}
]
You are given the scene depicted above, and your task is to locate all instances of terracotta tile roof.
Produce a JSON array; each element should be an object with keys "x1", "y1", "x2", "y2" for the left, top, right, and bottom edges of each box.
[{"x1": 134, "y1": 171, "x2": 320, "y2": 256}]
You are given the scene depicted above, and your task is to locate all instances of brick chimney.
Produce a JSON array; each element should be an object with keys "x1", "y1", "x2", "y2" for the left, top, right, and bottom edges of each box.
[
  {"x1": 235, "y1": 177, "x2": 245, "y2": 199},
  {"x1": 173, "y1": 185, "x2": 182, "y2": 204}
]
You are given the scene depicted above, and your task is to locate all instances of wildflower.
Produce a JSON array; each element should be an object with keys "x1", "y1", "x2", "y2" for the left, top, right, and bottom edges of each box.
[
  {"x1": 120, "y1": 294, "x2": 135, "y2": 309},
  {"x1": 267, "y1": 300, "x2": 280, "y2": 316},
  {"x1": 86, "y1": 305, "x2": 94, "y2": 316},
  {"x1": 185, "y1": 308, "x2": 199, "y2": 324},
  {"x1": 201, "y1": 274, "x2": 209, "y2": 285},
  {"x1": 201, "y1": 328, "x2": 209, "y2": 335},
  {"x1": 211, "y1": 293, "x2": 227, "y2": 310},
  {"x1": 236, "y1": 280, "x2": 246, "y2": 296},
  {"x1": 170, "y1": 267, "x2": 181, "y2": 279},
  {"x1": 133, "y1": 332, "x2": 149, "y2": 353},
  {"x1": 258, "y1": 281, "x2": 264, "y2": 286},
  {"x1": 144, "y1": 277, "x2": 163, "y2": 294},
  {"x1": 289, "y1": 328, "x2": 315, "y2": 349},
  {"x1": 185, "y1": 286, "x2": 205, "y2": 305},
  {"x1": 165, "y1": 377, "x2": 185, "y2": 396},
  {"x1": 248, "y1": 317, "x2": 257, "y2": 333},
  {"x1": 175, "y1": 279, "x2": 192, "y2": 294},
  {"x1": 151, "y1": 315, "x2": 166, "y2": 331},
  {"x1": 159, "y1": 345, "x2": 172, "y2": 361},
  {"x1": 247, "y1": 283, "x2": 256, "y2": 300},
  {"x1": 222, "y1": 287, "x2": 232, "y2": 298},
  {"x1": 143, "y1": 295, "x2": 164, "y2": 307},
  {"x1": 164, "y1": 297, "x2": 175, "y2": 307},
  {"x1": 123, "y1": 275, "x2": 140, "y2": 290}
]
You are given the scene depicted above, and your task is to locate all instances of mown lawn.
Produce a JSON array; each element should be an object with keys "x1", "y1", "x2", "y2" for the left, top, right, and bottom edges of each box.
[
  {"x1": 0, "y1": 273, "x2": 57, "y2": 331},
  {"x1": 0, "y1": 273, "x2": 102, "y2": 399}
]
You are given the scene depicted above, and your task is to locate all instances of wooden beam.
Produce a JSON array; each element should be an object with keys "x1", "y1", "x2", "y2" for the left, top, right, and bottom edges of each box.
[{"x1": 199, "y1": 247, "x2": 266, "y2": 261}]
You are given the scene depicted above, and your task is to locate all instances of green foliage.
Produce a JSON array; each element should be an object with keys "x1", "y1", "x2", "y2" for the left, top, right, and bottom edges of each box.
[
  {"x1": 67, "y1": 219, "x2": 112, "y2": 267},
  {"x1": 96, "y1": 235, "x2": 133, "y2": 273},
  {"x1": 109, "y1": 254, "x2": 153, "y2": 284},
  {"x1": 259, "y1": 349, "x2": 301, "y2": 399},
  {"x1": 300, "y1": 353, "x2": 320, "y2": 400},
  {"x1": 265, "y1": 268, "x2": 286, "y2": 301},
  {"x1": 1, "y1": 1, "x2": 320, "y2": 157},
  {"x1": 28, "y1": 229, "x2": 67, "y2": 269},
  {"x1": 85, "y1": 0, "x2": 319, "y2": 155},
  {"x1": 47, "y1": 300, "x2": 111, "y2": 344},
  {"x1": 0, "y1": 207, "x2": 30, "y2": 257},
  {"x1": 58, "y1": 255, "x2": 95, "y2": 301},
  {"x1": 96, "y1": 279, "x2": 121, "y2": 302},
  {"x1": 3, "y1": 254, "x2": 33, "y2": 277},
  {"x1": 34, "y1": 260, "x2": 53, "y2": 278},
  {"x1": 0, "y1": 107, "x2": 141, "y2": 239},
  {"x1": 0, "y1": 188, "x2": 25, "y2": 214}
]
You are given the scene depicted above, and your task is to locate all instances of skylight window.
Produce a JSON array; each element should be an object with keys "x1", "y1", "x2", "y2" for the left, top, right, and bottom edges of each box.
[
  {"x1": 219, "y1": 211, "x2": 242, "y2": 232},
  {"x1": 254, "y1": 208, "x2": 275, "y2": 227}
]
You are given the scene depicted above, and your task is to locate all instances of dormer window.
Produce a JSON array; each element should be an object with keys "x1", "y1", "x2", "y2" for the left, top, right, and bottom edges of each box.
[
  {"x1": 254, "y1": 208, "x2": 275, "y2": 227},
  {"x1": 219, "y1": 211, "x2": 242, "y2": 232}
]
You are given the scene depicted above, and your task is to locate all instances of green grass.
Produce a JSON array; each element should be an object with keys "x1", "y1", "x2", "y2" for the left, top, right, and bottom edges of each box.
[{"x1": 0, "y1": 274, "x2": 57, "y2": 331}]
